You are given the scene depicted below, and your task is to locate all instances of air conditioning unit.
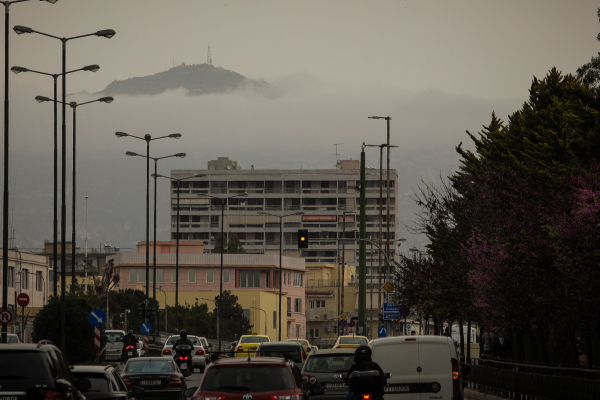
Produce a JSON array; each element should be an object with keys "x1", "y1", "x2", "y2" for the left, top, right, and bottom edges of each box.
[{"x1": 325, "y1": 327, "x2": 331, "y2": 332}]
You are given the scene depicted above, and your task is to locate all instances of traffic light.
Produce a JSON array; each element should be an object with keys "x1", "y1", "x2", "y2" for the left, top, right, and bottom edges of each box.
[
  {"x1": 378, "y1": 313, "x2": 384, "y2": 322},
  {"x1": 298, "y1": 229, "x2": 308, "y2": 248},
  {"x1": 137, "y1": 302, "x2": 146, "y2": 317},
  {"x1": 332, "y1": 326, "x2": 337, "y2": 334}
]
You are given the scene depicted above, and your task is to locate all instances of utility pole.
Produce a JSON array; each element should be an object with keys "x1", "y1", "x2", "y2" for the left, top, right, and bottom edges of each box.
[{"x1": 358, "y1": 144, "x2": 367, "y2": 334}]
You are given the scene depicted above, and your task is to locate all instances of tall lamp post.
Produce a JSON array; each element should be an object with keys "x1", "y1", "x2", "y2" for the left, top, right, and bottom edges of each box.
[
  {"x1": 14, "y1": 24, "x2": 114, "y2": 352},
  {"x1": 144, "y1": 285, "x2": 168, "y2": 333},
  {"x1": 35, "y1": 94, "x2": 113, "y2": 292},
  {"x1": 153, "y1": 173, "x2": 205, "y2": 332},
  {"x1": 115, "y1": 131, "x2": 181, "y2": 324},
  {"x1": 125, "y1": 150, "x2": 185, "y2": 338},
  {"x1": 257, "y1": 211, "x2": 304, "y2": 341},
  {"x1": 0, "y1": 0, "x2": 58, "y2": 345},
  {"x1": 244, "y1": 305, "x2": 267, "y2": 336},
  {"x1": 13, "y1": 63, "x2": 100, "y2": 297},
  {"x1": 198, "y1": 192, "x2": 248, "y2": 351}
]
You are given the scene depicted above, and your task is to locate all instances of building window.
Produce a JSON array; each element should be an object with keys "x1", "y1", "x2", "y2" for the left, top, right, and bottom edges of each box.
[
  {"x1": 130, "y1": 269, "x2": 144, "y2": 283},
  {"x1": 287, "y1": 272, "x2": 291, "y2": 286},
  {"x1": 206, "y1": 269, "x2": 215, "y2": 284},
  {"x1": 21, "y1": 269, "x2": 29, "y2": 289},
  {"x1": 295, "y1": 324, "x2": 300, "y2": 338},
  {"x1": 189, "y1": 269, "x2": 196, "y2": 284},
  {"x1": 293, "y1": 273, "x2": 303, "y2": 287},
  {"x1": 273, "y1": 311, "x2": 277, "y2": 329},
  {"x1": 294, "y1": 298, "x2": 302, "y2": 313},
  {"x1": 310, "y1": 300, "x2": 325, "y2": 309},
  {"x1": 240, "y1": 271, "x2": 261, "y2": 288},
  {"x1": 148, "y1": 269, "x2": 164, "y2": 284},
  {"x1": 309, "y1": 328, "x2": 320, "y2": 338},
  {"x1": 171, "y1": 269, "x2": 180, "y2": 284},
  {"x1": 36, "y1": 271, "x2": 43, "y2": 291},
  {"x1": 222, "y1": 269, "x2": 230, "y2": 284},
  {"x1": 266, "y1": 272, "x2": 270, "y2": 288},
  {"x1": 8, "y1": 266, "x2": 14, "y2": 287}
]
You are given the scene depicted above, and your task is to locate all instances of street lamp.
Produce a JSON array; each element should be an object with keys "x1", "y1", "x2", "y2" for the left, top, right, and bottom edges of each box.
[
  {"x1": 198, "y1": 192, "x2": 248, "y2": 351},
  {"x1": 257, "y1": 211, "x2": 304, "y2": 341},
  {"x1": 15, "y1": 64, "x2": 100, "y2": 297},
  {"x1": 340, "y1": 210, "x2": 355, "y2": 317},
  {"x1": 115, "y1": 131, "x2": 181, "y2": 324},
  {"x1": 14, "y1": 24, "x2": 114, "y2": 352},
  {"x1": 126, "y1": 150, "x2": 185, "y2": 337},
  {"x1": 144, "y1": 285, "x2": 168, "y2": 333},
  {"x1": 153, "y1": 172, "x2": 205, "y2": 332},
  {"x1": 243, "y1": 305, "x2": 267, "y2": 336},
  {"x1": 1, "y1": 0, "x2": 58, "y2": 345}
]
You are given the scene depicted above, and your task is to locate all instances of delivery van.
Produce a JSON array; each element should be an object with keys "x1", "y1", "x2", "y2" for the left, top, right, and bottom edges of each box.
[{"x1": 370, "y1": 336, "x2": 467, "y2": 400}]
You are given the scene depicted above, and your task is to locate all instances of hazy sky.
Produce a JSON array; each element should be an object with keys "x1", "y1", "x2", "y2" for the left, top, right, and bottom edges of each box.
[{"x1": 3, "y1": 0, "x2": 599, "y2": 250}]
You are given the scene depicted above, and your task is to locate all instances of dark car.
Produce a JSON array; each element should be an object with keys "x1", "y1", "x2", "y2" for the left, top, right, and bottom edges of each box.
[
  {"x1": 121, "y1": 357, "x2": 188, "y2": 400},
  {"x1": 185, "y1": 357, "x2": 324, "y2": 400},
  {"x1": 301, "y1": 349, "x2": 356, "y2": 400},
  {"x1": 72, "y1": 365, "x2": 144, "y2": 400},
  {"x1": 255, "y1": 341, "x2": 307, "y2": 370},
  {"x1": 0, "y1": 341, "x2": 91, "y2": 400}
]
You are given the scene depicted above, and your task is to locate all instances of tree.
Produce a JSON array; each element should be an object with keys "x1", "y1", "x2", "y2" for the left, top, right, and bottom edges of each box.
[
  {"x1": 216, "y1": 291, "x2": 252, "y2": 340},
  {"x1": 213, "y1": 233, "x2": 246, "y2": 254},
  {"x1": 110, "y1": 289, "x2": 147, "y2": 333},
  {"x1": 577, "y1": 8, "x2": 600, "y2": 94},
  {"x1": 94, "y1": 258, "x2": 120, "y2": 328}
]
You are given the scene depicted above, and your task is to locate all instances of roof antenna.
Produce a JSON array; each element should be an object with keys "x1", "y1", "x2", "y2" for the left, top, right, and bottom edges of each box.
[
  {"x1": 333, "y1": 143, "x2": 343, "y2": 169},
  {"x1": 207, "y1": 46, "x2": 213, "y2": 66}
]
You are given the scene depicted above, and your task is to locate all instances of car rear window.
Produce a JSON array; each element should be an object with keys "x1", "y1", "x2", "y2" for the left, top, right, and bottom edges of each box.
[
  {"x1": 304, "y1": 354, "x2": 355, "y2": 373},
  {"x1": 240, "y1": 336, "x2": 269, "y2": 344},
  {"x1": 72, "y1": 373, "x2": 109, "y2": 393},
  {"x1": 339, "y1": 337, "x2": 368, "y2": 345},
  {"x1": 289, "y1": 340, "x2": 308, "y2": 346},
  {"x1": 0, "y1": 351, "x2": 52, "y2": 379},
  {"x1": 166, "y1": 336, "x2": 200, "y2": 345},
  {"x1": 7, "y1": 335, "x2": 19, "y2": 343},
  {"x1": 125, "y1": 360, "x2": 175, "y2": 373},
  {"x1": 257, "y1": 347, "x2": 302, "y2": 363},
  {"x1": 202, "y1": 366, "x2": 295, "y2": 392},
  {"x1": 105, "y1": 333, "x2": 124, "y2": 343}
]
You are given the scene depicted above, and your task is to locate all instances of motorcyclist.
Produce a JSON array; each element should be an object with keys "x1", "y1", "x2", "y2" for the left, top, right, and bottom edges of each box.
[
  {"x1": 345, "y1": 345, "x2": 387, "y2": 400},
  {"x1": 173, "y1": 330, "x2": 194, "y2": 370},
  {"x1": 121, "y1": 330, "x2": 138, "y2": 364}
]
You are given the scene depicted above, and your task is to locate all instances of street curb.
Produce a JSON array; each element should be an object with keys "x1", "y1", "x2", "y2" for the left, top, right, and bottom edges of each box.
[{"x1": 464, "y1": 388, "x2": 507, "y2": 400}]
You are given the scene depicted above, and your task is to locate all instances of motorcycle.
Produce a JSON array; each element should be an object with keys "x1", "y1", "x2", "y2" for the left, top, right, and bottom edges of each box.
[
  {"x1": 122, "y1": 344, "x2": 137, "y2": 363},
  {"x1": 347, "y1": 370, "x2": 385, "y2": 400},
  {"x1": 173, "y1": 344, "x2": 193, "y2": 373}
]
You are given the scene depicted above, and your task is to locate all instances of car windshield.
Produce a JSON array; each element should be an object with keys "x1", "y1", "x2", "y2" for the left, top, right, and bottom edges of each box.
[
  {"x1": 257, "y1": 347, "x2": 302, "y2": 363},
  {"x1": 125, "y1": 360, "x2": 175, "y2": 373},
  {"x1": 105, "y1": 332, "x2": 124, "y2": 343},
  {"x1": 166, "y1": 336, "x2": 200, "y2": 345},
  {"x1": 0, "y1": 351, "x2": 51, "y2": 379},
  {"x1": 339, "y1": 337, "x2": 368, "y2": 345},
  {"x1": 72, "y1": 373, "x2": 109, "y2": 393},
  {"x1": 240, "y1": 336, "x2": 269, "y2": 344},
  {"x1": 289, "y1": 340, "x2": 308, "y2": 345},
  {"x1": 304, "y1": 354, "x2": 355, "y2": 373},
  {"x1": 202, "y1": 366, "x2": 295, "y2": 392}
]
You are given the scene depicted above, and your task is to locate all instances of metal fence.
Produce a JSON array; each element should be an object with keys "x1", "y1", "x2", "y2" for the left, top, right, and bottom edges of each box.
[{"x1": 467, "y1": 358, "x2": 600, "y2": 400}]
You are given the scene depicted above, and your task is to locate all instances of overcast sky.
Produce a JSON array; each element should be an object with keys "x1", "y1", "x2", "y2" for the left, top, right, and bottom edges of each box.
[{"x1": 2, "y1": 0, "x2": 599, "y2": 250}]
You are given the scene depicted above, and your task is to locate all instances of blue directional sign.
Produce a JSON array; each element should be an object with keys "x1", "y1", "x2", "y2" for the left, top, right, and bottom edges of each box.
[
  {"x1": 378, "y1": 325, "x2": 387, "y2": 337},
  {"x1": 140, "y1": 322, "x2": 153, "y2": 335},
  {"x1": 383, "y1": 302, "x2": 400, "y2": 320},
  {"x1": 88, "y1": 309, "x2": 106, "y2": 327}
]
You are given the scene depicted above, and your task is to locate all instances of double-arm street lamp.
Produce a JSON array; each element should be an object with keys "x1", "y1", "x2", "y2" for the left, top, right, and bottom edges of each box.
[
  {"x1": 153, "y1": 173, "x2": 205, "y2": 332},
  {"x1": 126, "y1": 150, "x2": 185, "y2": 337},
  {"x1": 198, "y1": 192, "x2": 248, "y2": 351},
  {"x1": 13, "y1": 64, "x2": 100, "y2": 297},
  {"x1": 14, "y1": 25, "x2": 114, "y2": 352},
  {"x1": 257, "y1": 211, "x2": 304, "y2": 341},
  {"x1": 0, "y1": 0, "x2": 58, "y2": 345},
  {"x1": 115, "y1": 131, "x2": 181, "y2": 323}
]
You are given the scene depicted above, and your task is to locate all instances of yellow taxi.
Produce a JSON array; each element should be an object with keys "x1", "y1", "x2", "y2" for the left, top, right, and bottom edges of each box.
[
  {"x1": 333, "y1": 335, "x2": 369, "y2": 349},
  {"x1": 235, "y1": 334, "x2": 270, "y2": 357},
  {"x1": 287, "y1": 338, "x2": 312, "y2": 355}
]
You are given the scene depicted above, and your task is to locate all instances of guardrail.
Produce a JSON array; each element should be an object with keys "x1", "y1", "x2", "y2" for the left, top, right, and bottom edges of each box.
[{"x1": 466, "y1": 357, "x2": 600, "y2": 400}]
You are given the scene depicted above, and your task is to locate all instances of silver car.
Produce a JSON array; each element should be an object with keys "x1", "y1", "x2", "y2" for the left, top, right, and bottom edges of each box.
[
  {"x1": 301, "y1": 349, "x2": 356, "y2": 400},
  {"x1": 102, "y1": 330, "x2": 126, "y2": 362},
  {"x1": 161, "y1": 335, "x2": 206, "y2": 373}
]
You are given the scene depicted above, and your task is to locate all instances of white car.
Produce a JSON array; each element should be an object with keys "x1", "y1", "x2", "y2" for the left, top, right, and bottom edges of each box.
[
  {"x1": 161, "y1": 334, "x2": 206, "y2": 373},
  {"x1": 6, "y1": 333, "x2": 20, "y2": 343},
  {"x1": 102, "y1": 330, "x2": 126, "y2": 362}
]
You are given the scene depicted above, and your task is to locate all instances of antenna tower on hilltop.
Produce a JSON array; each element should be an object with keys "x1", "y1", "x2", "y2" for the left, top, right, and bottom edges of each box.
[{"x1": 207, "y1": 46, "x2": 213, "y2": 66}]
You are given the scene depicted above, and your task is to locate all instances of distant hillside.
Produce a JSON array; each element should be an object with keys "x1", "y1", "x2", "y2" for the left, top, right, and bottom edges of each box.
[{"x1": 99, "y1": 63, "x2": 277, "y2": 96}]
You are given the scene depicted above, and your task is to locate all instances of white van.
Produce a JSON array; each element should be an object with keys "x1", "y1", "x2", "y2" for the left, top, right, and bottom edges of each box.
[{"x1": 370, "y1": 336, "x2": 466, "y2": 400}]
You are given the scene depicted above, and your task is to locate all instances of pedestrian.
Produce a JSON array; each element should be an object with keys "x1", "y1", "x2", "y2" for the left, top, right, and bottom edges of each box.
[
  {"x1": 492, "y1": 331, "x2": 512, "y2": 360},
  {"x1": 481, "y1": 329, "x2": 497, "y2": 356}
]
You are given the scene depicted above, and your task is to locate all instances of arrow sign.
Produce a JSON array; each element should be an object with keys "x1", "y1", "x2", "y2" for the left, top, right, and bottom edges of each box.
[
  {"x1": 378, "y1": 325, "x2": 387, "y2": 338},
  {"x1": 88, "y1": 309, "x2": 106, "y2": 327},
  {"x1": 140, "y1": 322, "x2": 153, "y2": 335},
  {"x1": 0, "y1": 309, "x2": 13, "y2": 324}
]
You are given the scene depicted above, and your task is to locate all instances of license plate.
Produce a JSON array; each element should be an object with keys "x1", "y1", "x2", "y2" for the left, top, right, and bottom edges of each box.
[
  {"x1": 128, "y1": 352, "x2": 133, "y2": 356},
  {"x1": 324, "y1": 383, "x2": 347, "y2": 389},
  {"x1": 105, "y1": 355, "x2": 118, "y2": 360},
  {"x1": 141, "y1": 380, "x2": 161, "y2": 386},
  {"x1": 1, "y1": 396, "x2": 17, "y2": 400},
  {"x1": 180, "y1": 363, "x2": 187, "y2": 369},
  {"x1": 384, "y1": 385, "x2": 409, "y2": 393}
]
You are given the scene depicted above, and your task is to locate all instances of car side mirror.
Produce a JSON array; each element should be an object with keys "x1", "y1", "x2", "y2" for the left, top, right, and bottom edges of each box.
[
  {"x1": 74, "y1": 378, "x2": 92, "y2": 391},
  {"x1": 385, "y1": 372, "x2": 392, "y2": 379},
  {"x1": 182, "y1": 370, "x2": 192, "y2": 377},
  {"x1": 461, "y1": 364, "x2": 471, "y2": 377},
  {"x1": 129, "y1": 386, "x2": 145, "y2": 395},
  {"x1": 310, "y1": 385, "x2": 325, "y2": 396},
  {"x1": 184, "y1": 387, "x2": 198, "y2": 397}
]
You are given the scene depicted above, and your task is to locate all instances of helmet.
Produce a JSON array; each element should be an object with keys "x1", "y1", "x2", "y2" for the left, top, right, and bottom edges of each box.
[
  {"x1": 354, "y1": 345, "x2": 372, "y2": 363},
  {"x1": 128, "y1": 330, "x2": 133, "y2": 335},
  {"x1": 180, "y1": 330, "x2": 188, "y2": 338}
]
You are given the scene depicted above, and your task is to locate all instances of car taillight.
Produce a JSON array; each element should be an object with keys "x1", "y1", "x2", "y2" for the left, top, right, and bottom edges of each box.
[
  {"x1": 451, "y1": 358, "x2": 459, "y2": 391},
  {"x1": 361, "y1": 395, "x2": 372, "y2": 400},
  {"x1": 237, "y1": 346, "x2": 243, "y2": 351},
  {"x1": 302, "y1": 375, "x2": 317, "y2": 384},
  {"x1": 168, "y1": 375, "x2": 183, "y2": 386},
  {"x1": 163, "y1": 349, "x2": 172, "y2": 355},
  {"x1": 45, "y1": 390, "x2": 62, "y2": 400},
  {"x1": 270, "y1": 395, "x2": 303, "y2": 400},
  {"x1": 336, "y1": 345, "x2": 341, "y2": 348},
  {"x1": 196, "y1": 349, "x2": 204, "y2": 355},
  {"x1": 302, "y1": 352, "x2": 307, "y2": 361},
  {"x1": 121, "y1": 376, "x2": 132, "y2": 387},
  {"x1": 126, "y1": 345, "x2": 135, "y2": 350}
]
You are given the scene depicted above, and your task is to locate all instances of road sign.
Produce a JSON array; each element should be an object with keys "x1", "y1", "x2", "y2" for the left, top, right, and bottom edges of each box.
[
  {"x1": 382, "y1": 281, "x2": 394, "y2": 293},
  {"x1": 340, "y1": 314, "x2": 347, "y2": 320},
  {"x1": 348, "y1": 320, "x2": 356, "y2": 327},
  {"x1": 17, "y1": 293, "x2": 30, "y2": 307},
  {"x1": 94, "y1": 327, "x2": 101, "y2": 349},
  {"x1": 399, "y1": 305, "x2": 410, "y2": 318},
  {"x1": 88, "y1": 309, "x2": 106, "y2": 327},
  {"x1": 378, "y1": 325, "x2": 387, "y2": 337},
  {"x1": 141, "y1": 322, "x2": 153, "y2": 335},
  {"x1": 383, "y1": 302, "x2": 400, "y2": 320},
  {"x1": 0, "y1": 309, "x2": 13, "y2": 324},
  {"x1": 339, "y1": 320, "x2": 347, "y2": 327}
]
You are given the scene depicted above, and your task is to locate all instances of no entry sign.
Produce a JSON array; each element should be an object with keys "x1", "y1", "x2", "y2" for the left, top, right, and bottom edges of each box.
[{"x1": 17, "y1": 293, "x2": 30, "y2": 307}]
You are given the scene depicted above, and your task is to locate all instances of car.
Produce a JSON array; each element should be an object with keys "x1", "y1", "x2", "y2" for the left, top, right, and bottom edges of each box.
[
  {"x1": 255, "y1": 341, "x2": 307, "y2": 370},
  {"x1": 102, "y1": 330, "x2": 126, "y2": 362},
  {"x1": 72, "y1": 365, "x2": 144, "y2": 400},
  {"x1": 6, "y1": 333, "x2": 20, "y2": 343},
  {"x1": 0, "y1": 341, "x2": 91, "y2": 400},
  {"x1": 301, "y1": 348, "x2": 356, "y2": 400},
  {"x1": 184, "y1": 355, "x2": 324, "y2": 400},
  {"x1": 234, "y1": 334, "x2": 270, "y2": 357},
  {"x1": 311, "y1": 345, "x2": 319, "y2": 352},
  {"x1": 121, "y1": 357, "x2": 189, "y2": 400},
  {"x1": 288, "y1": 338, "x2": 313, "y2": 355},
  {"x1": 332, "y1": 335, "x2": 369, "y2": 349},
  {"x1": 161, "y1": 335, "x2": 206, "y2": 372},
  {"x1": 196, "y1": 336, "x2": 212, "y2": 363},
  {"x1": 226, "y1": 341, "x2": 238, "y2": 357}
]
